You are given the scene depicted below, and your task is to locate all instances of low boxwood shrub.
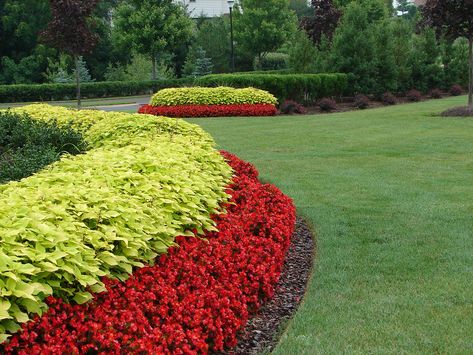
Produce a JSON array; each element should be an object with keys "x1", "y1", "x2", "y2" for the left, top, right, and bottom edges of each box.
[
  {"x1": 279, "y1": 100, "x2": 306, "y2": 114},
  {"x1": 195, "y1": 73, "x2": 347, "y2": 105},
  {"x1": 382, "y1": 92, "x2": 397, "y2": 105},
  {"x1": 0, "y1": 111, "x2": 85, "y2": 184},
  {"x1": 406, "y1": 89, "x2": 422, "y2": 102},
  {"x1": 318, "y1": 97, "x2": 337, "y2": 112},
  {"x1": 0, "y1": 104, "x2": 233, "y2": 342},
  {"x1": 450, "y1": 84, "x2": 463, "y2": 96},
  {"x1": 0, "y1": 79, "x2": 192, "y2": 103},
  {"x1": 150, "y1": 87, "x2": 278, "y2": 106},
  {"x1": 354, "y1": 94, "x2": 370, "y2": 109}
]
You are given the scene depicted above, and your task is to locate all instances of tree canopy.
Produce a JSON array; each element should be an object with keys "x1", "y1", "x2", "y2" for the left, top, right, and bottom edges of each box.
[
  {"x1": 114, "y1": 0, "x2": 192, "y2": 80},
  {"x1": 233, "y1": 0, "x2": 297, "y2": 61}
]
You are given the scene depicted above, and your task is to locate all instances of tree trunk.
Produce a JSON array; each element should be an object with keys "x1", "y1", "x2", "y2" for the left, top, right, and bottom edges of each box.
[
  {"x1": 152, "y1": 54, "x2": 157, "y2": 81},
  {"x1": 469, "y1": 37, "x2": 473, "y2": 110},
  {"x1": 75, "y1": 55, "x2": 81, "y2": 110}
]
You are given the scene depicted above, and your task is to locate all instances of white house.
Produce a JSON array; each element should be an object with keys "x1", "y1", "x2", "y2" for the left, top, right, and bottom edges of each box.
[{"x1": 177, "y1": 0, "x2": 234, "y2": 18}]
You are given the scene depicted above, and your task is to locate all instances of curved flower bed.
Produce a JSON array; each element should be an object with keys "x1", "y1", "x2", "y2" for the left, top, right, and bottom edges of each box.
[
  {"x1": 138, "y1": 103, "x2": 277, "y2": 118},
  {"x1": 0, "y1": 104, "x2": 232, "y2": 341},
  {"x1": 141, "y1": 86, "x2": 278, "y2": 118},
  {"x1": 1, "y1": 152, "x2": 296, "y2": 354}
]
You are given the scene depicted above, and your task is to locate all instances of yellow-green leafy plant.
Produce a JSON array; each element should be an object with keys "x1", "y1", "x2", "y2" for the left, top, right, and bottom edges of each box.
[
  {"x1": 150, "y1": 86, "x2": 278, "y2": 106},
  {"x1": 0, "y1": 104, "x2": 233, "y2": 342}
]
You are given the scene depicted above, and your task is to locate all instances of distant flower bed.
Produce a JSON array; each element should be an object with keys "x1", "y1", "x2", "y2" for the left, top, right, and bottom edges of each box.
[
  {"x1": 139, "y1": 103, "x2": 277, "y2": 118},
  {"x1": 2, "y1": 151, "x2": 296, "y2": 354},
  {"x1": 140, "y1": 86, "x2": 278, "y2": 118}
]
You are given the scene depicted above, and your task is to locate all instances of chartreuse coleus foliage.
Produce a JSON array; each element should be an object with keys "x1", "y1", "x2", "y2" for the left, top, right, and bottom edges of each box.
[
  {"x1": 150, "y1": 86, "x2": 278, "y2": 106},
  {"x1": 0, "y1": 104, "x2": 233, "y2": 343}
]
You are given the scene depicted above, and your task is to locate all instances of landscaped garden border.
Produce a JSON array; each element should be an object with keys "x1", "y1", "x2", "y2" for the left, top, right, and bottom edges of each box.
[
  {"x1": 2, "y1": 151, "x2": 300, "y2": 354},
  {"x1": 0, "y1": 104, "x2": 233, "y2": 342},
  {"x1": 139, "y1": 87, "x2": 279, "y2": 118}
]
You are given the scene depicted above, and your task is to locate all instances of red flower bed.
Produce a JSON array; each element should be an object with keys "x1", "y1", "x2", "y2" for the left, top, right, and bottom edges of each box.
[
  {"x1": 138, "y1": 103, "x2": 277, "y2": 117},
  {"x1": 2, "y1": 152, "x2": 295, "y2": 354}
]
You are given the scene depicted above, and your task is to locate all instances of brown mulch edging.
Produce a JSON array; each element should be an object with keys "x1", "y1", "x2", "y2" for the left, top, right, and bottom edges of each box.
[{"x1": 220, "y1": 217, "x2": 315, "y2": 355}]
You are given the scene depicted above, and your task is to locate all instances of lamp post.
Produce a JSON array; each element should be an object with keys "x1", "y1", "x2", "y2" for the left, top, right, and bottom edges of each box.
[{"x1": 228, "y1": 0, "x2": 235, "y2": 72}]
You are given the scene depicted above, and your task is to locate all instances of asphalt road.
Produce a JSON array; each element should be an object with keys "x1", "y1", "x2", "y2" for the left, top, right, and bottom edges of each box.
[
  {"x1": 0, "y1": 95, "x2": 151, "y2": 112},
  {"x1": 92, "y1": 96, "x2": 150, "y2": 112}
]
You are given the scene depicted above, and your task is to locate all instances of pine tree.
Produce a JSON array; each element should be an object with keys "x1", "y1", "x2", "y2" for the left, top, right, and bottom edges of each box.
[
  {"x1": 192, "y1": 47, "x2": 213, "y2": 77},
  {"x1": 72, "y1": 56, "x2": 94, "y2": 83}
]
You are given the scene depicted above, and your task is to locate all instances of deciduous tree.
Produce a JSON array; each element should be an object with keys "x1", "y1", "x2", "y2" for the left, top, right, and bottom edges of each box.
[
  {"x1": 114, "y1": 0, "x2": 192, "y2": 80},
  {"x1": 41, "y1": 0, "x2": 100, "y2": 108},
  {"x1": 233, "y1": 0, "x2": 297, "y2": 64},
  {"x1": 301, "y1": 0, "x2": 341, "y2": 46}
]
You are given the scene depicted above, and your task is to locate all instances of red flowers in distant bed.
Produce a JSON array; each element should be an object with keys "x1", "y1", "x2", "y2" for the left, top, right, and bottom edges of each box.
[
  {"x1": 138, "y1": 103, "x2": 277, "y2": 118},
  {"x1": 2, "y1": 151, "x2": 296, "y2": 354}
]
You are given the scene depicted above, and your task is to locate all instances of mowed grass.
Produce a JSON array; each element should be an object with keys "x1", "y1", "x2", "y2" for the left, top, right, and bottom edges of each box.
[{"x1": 188, "y1": 96, "x2": 473, "y2": 354}]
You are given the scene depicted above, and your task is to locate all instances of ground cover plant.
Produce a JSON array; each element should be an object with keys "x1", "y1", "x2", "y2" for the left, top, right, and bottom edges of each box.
[
  {"x1": 140, "y1": 86, "x2": 278, "y2": 118},
  {"x1": 0, "y1": 104, "x2": 233, "y2": 342},
  {"x1": 2, "y1": 152, "x2": 296, "y2": 353},
  {"x1": 189, "y1": 95, "x2": 473, "y2": 353},
  {"x1": 0, "y1": 111, "x2": 85, "y2": 184}
]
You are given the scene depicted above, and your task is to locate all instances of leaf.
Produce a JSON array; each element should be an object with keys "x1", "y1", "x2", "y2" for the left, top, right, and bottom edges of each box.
[{"x1": 73, "y1": 292, "x2": 93, "y2": 305}]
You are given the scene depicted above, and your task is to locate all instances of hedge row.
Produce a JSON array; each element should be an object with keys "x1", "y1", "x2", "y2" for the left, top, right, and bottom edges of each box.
[
  {"x1": 150, "y1": 87, "x2": 278, "y2": 106},
  {"x1": 0, "y1": 104, "x2": 232, "y2": 342},
  {"x1": 0, "y1": 79, "x2": 192, "y2": 103},
  {"x1": 195, "y1": 73, "x2": 348, "y2": 104},
  {"x1": 0, "y1": 73, "x2": 347, "y2": 105}
]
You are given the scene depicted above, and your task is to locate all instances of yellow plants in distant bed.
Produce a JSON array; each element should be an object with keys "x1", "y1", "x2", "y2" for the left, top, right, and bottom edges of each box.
[
  {"x1": 150, "y1": 86, "x2": 278, "y2": 106},
  {"x1": 0, "y1": 104, "x2": 233, "y2": 342}
]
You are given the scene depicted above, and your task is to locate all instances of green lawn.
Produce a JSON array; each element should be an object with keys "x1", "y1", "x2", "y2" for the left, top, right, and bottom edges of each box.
[{"x1": 188, "y1": 96, "x2": 473, "y2": 354}]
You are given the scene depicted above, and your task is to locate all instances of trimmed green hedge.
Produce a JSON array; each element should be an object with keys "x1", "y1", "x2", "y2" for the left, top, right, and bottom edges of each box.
[
  {"x1": 0, "y1": 79, "x2": 192, "y2": 103},
  {"x1": 195, "y1": 73, "x2": 348, "y2": 104},
  {"x1": 0, "y1": 73, "x2": 347, "y2": 105}
]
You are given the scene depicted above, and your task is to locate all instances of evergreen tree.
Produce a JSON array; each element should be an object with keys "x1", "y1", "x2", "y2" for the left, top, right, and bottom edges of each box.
[
  {"x1": 330, "y1": 2, "x2": 378, "y2": 93},
  {"x1": 192, "y1": 47, "x2": 213, "y2": 77},
  {"x1": 289, "y1": 30, "x2": 318, "y2": 73},
  {"x1": 73, "y1": 56, "x2": 94, "y2": 83},
  {"x1": 423, "y1": 0, "x2": 473, "y2": 108},
  {"x1": 408, "y1": 28, "x2": 444, "y2": 92}
]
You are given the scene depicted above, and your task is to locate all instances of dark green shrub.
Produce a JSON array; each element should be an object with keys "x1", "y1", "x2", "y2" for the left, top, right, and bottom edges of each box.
[
  {"x1": 195, "y1": 73, "x2": 347, "y2": 105},
  {"x1": 0, "y1": 111, "x2": 86, "y2": 183},
  {"x1": 254, "y1": 53, "x2": 290, "y2": 71},
  {"x1": 0, "y1": 79, "x2": 193, "y2": 103}
]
